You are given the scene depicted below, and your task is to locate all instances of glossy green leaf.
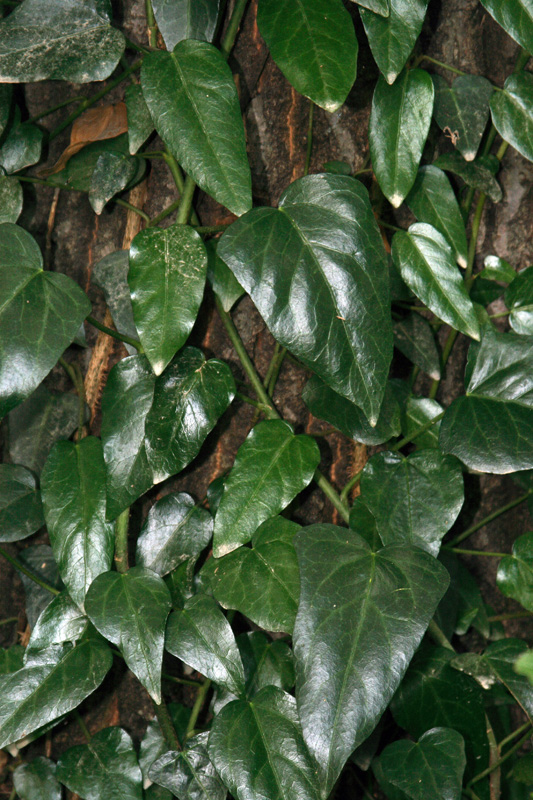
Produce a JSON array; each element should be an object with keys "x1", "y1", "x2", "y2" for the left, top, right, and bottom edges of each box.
[
  {"x1": 0, "y1": 464, "x2": 43, "y2": 542},
  {"x1": 41, "y1": 437, "x2": 114, "y2": 610},
  {"x1": 17, "y1": 544, "x2": 61, "y2": 627},
  {"x1": 136, "y1": 492, "x2": 212, "y2": 577},
  {"x1": 92, "y1": 250, "x2": 138, "y2": 354},
  {"x1": 369, "y1": 69, "x2": 434, "y2": 207},
  {"x1": 490, "y1": 73, "x2": 533, "y2": 164},
  {"x1": 482, "y1": 254, "x2": 516, "y2": 283},
  {"x1": 0, "y1": 175, "x2": 23, "y2": 223},
  {"x1": 0, "y1": 630, "x2": 112, "y2": 750},
  {"x1": 497, "y1": 533, "x2": 533, "y2": 611},
  {"x1": 470, "y1": 277, "x2": 504, "y2": 306},
  {"x1": 89, "y1": 151, "x2": 138, "y2": 215},
  {"x1": 432, "y1": 74, "x2": 493, "y2": 161},
  {"x1": 378, "y1": 728, "x2": 466, "y2": 800},
  {"x1": 393, "y1": 314, "x2": 441, "y2": 380},
  {"x1": 206, "y1": 239, "x2": 244, "y2": 313},
  {"x1": 49, "y1": 134, "x2": 144, "y2": 194},
  {"x1": 149, "y1": 732, "x2": 226, "y2": 800},
  {"x1": 57, "y1": 726, "x2": 143, "y2": 800},
  {"x1": 351, "y1": 0, "x2": 389, "y2": 14},
  {"x1": 257, "y1": 0, "x2": 358, "y2": 112},
  {"x1": 152, "y1": 0, "x2": 220, "y2": 50},
  {"x1": 360, "y1": 450, "x2": 463, "y2": 554},
  {"x1": 25, "y1": 591, "x2": 87, "y2": 660},
  {"x1": 516, "y1": 650, "x2": 533, "y2": 685},
  {"x1": 0, "y1": 0, "x2": 125, "y2": 83},
  {"x1": 141, "y1": 41, "x2": 252, "y2": 215},
  {"x1": 0, "y1": 114, "x2": 43, "y2": 175},
  {"x1": 205, "y1": 517, "x2": 301, "y2": 633},
  {"x1": 165, "y1": 559, "x2": 196, "y2": 608},
  {"x1": 238, "y1": 631, "x2": 295, "y2": 696},
  {"x1": 213, "y1": 420, "x2": 319, "y2": 557},
  {"x1": 360, "y1": 0, "x2": 429, "y2": 84},
  {"x1": 218, "y1": 174, "x2": 393, "y2": 424},
  {"x1": 208, "y1": 686, "x2": 321, "y2": 800},
  {"x1": 479, "y1": 0, "x2": 533, "y2": 55},
  {"x1": 433, "y1": 151, "x2": 502, "y2": 202},
  {"x1": 13, "y1": 756, "x2": 61, "y2": 800},
  {"x1": 303, "y1": 375, "x2": 401, "y2": 445},
  {"x1": 392, "y1": 223, "x2": 480, "y2": 339},
  {"x1": 145, "y1": 347, "x2": 236, "y2": 484},
  {"x1": 85, "y1": 567, "x2": 171, "y2": 703},
  {"x1": 293, "y1": 524, "x2": 449, "y2": 795},
  {"x1": 125, "y1": 84, "x2": 154, "y2": 155},
  {"x1": 139, "y1": 703, "x2": 189, "y2": 783},
  {"x1": 505, "y1": 266, "x2": 533, "y2": 334},
  {"x1": 348, "y1": 496, "x2": 381, "y2": 549},
  {"x1": 402, "y1": 396, "x2": 443, "y2": 449},
  {"x1": 128, "y1": 224, "x2": 208, "y2": 375},
  {"x1": 0, "y1": 224, "x2": 91, "y2": 419},
  {"x1": 406, "y1": 165, "x2": 468, "y2": 268},
  {"x1": 0, "y1": 646, "x2": 25, "y2": 675},
  {"x1": 166, "y1": 593, "x2": 245, "y2": 695}
]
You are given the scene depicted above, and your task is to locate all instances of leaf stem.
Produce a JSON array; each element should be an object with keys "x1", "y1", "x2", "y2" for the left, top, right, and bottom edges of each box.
[
  {"x1": 304, "y1": 100, "x2": 314, "y2": 177},
  {"x1": 428, "y1": 328, "x2": 458, "y2": 399},
  {"x1": 464, "y1": 192, "x2": 487, "y2": 282},
  {"x1": 488, "y1": 611, "x2": 533, "y2": 623},
  {"x1": 378, "y1": 219, "x2": 403, "y2": 233},
  {"x1": 72, "y1": 709, "x2": 92, "y2": 742},
  {"x1": 0, "y1": 617, "x2": 18, "y2": 626},
  {"x1": 153, "y1": 698, "x2": 182, "y2": 751},
  {"x1": 145, "y1": 0, "x2": 158, "y2": 48},
  {"x1": 235, "y1": 391, "x2": 271, "y2": 412},
  {"x1": 414, "y1": 54, "x2": 467, "y2": 76},
  {"x1": 390, "y1": 410, "x2": 445, "y2": 451},
  {"x1": 468, "y1": 727, "x2": 532, "y2": 788},
  {"x1": 447, "y1": 490, "x2": 532, "y2": 547},
  {"x1": 445, "y1": 547, "x2": 507, "y2": 558},
  {"x1": 28, "y1": 95, "x2": 85, "y2": 124},
  {"x1": 220, "y1": 0, "x2": 249, "y2": 60},
  {"x1": 176, "y1": 175, "x2": 197, "y2": 225},
  {"x1": 0, "y1": 547, "x2": 60, "y2": 595},
  {"x1": 114, "y1": 508, "x2": 130, "y2": 574},
  {"x1": 497, "y1": 721, "x2": 532, "y2": 751},
  {"x1": 185, "y1": 679, "x2": 212, "y2": 739},
  {"x1": 86, "y1": 315, "x2": 144, "y2": 353},
  {"x1": 114, "y1": 197, "x2": 151, "y2": 222},
  {"x1": 59, "y1": 357, "x2": 86, "y2": 440}
]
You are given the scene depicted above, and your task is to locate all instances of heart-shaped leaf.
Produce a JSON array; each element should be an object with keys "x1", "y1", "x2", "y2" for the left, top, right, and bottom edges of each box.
[
  {"x1": 497, "y1": 533, "x2": 533, "y2": 612},
  {"x1": 293, "y1": 524, "x2": 449, "y2": 795},
  {"x1": 85, "y1": 567, "x2": 172, "y2": 703},
  {"x1": 434, "y1": 151, "x2": 502, "y2": 203},
  {"x1": 89, "y1": 151, "x2": 138, "y2": 215},
  {"x1": 92, "y1": 250, "x2": 138, "y2": 354},
  {"x1": 393, "y1": 314, "x2": 441, "y2": 380},
  {"x1": 491, "y1": 73, "x2": 533, "y2": 164},
  {"x1": 360, "y1": 0, "x2": 429, "y2": 84},
  {"x1": 218, "y1": 174, "x2": 393, "y2": 424},
  {"x1": 238, "y1": 631, "x2": 295, "y2": 695},
  {"x1": 152, "y1": 0, "x2": 220, "y2": 51},
  {"x1": 149, "y1": 732, "x2": 226, "y2": 800},
  {"x1": 0, "y1": 176, "x2": 22, "y2": 223},
  {"x1": 25, "y1": 591, "x2": 87, "y2": 661},
  {"x1": 479, "y1": 0, "x2": 533, "y2": 54},
  {"x1": 505, "y1": 266, "x2": 533, "y2": 334},
  {"x1": 432, "y1": 75, "x2": 493, "y2": 162},
  {"x1": 0, "y1": 464, "x2": 44, "y2": 542},
  {"x1": 13, "y1": 757, "x2": 61, "y2": 800}
]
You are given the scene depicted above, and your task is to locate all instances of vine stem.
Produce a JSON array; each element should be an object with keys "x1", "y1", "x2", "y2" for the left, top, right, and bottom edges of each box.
[
  {"x1": 145, "y1": 0, "x2": 158, "y2": 47},
  {"x1": 220, "y1": 0, "x2": 249, "y2": 60},
  {"x1": 114, "y1": 508, "x2": 130, "y2": 574},
  {"x1": 0, "y1": 547, "x2": 60, "y2": 595},
  {"x1": 414, "y1": 54, "x2": 467, "y2": 77},
  {"x1": 447, "y1": 490, "x2": 532, "y2": 547},
  {"x1": 468, "y1": 727, "x2": 532, "y2": 789},
  {"x1": 445, "y1": 547, "x2": 507, "y2": 558},
  {"x1": 185, "y1": 679, "x2": 212, "y2": 739},
  {"x1": 86, "y1": 315, "x2": 143, "y2": 353},
  {"x1": 59, "y1": 357, "x2": 86, "y2": 440},
  {"x1": 73, "y1": 709, "x2": 92, "y2": 742},
  {"x1": 154, "y1": 698, "x2": 182, "y2": 750},
  {"x1": 114, "y1": 198, "x2": 151, "y2": 222}
]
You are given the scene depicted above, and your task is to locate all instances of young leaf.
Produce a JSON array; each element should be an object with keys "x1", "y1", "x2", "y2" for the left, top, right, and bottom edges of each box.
[
  {"x1": 0, "y1": 114, "x2": 43, "y2": 174},
  {"x1": 206, "y1": 239, "x2": 244, "y2": 313},
  {"x1": 85, "y1": 567, "x2": 172, "y2": 704},
  {"x1": 479, "y1": 0, "x2": 533, "y2": 55},
  {"x1": 257, "y1": 0, "x2": 358, "y2": 112},
  {"x1": 402, "y1": 396, "x2": 443, "y2": 449},
  {"x1": 497, "y1": 533, "x2": 533, "y2": 611},
  {"x1": 393, "y1": 314, "x2": 441, "y2": 380},
  {"x1": 293, "y1": 524, "x2": 449, "y2": 795},
  {"x1": 149, "y1": 732, "x2": 226, "y2": 800},
  {"x1": 92, "y1": 250, "x2": 138, "y2": 354},
  {"x1": 166, "y1": 594, "x2": 245, "y2": 695},
  {"x1": 89, "y1": 150, "x2": 138, "y2": 214},
  {"x1": 13, "y1": 757, "x2": 61, "y2": 800},
  {"x1": 57, "y1": 726, "x2": 143, "y2": 800},
  {"x1": 0, "y1": 176, "x2": 22, "y2": 224},
  {"x1": 208, "y1": 686, "x2": 321, "y2": 800},
  {"x1": 434, "y1": 151, "x2": 502, "y2": 202},
  {"x1": 218, "y1": 174, "x2": 393, "y2": 424},
  {"x1": 406, "y1": 165, "x2": 468, "y2": 268},
  {"x1": 505, "y1": 266, "x2": 533, "y2": 334},
  {"x1": 128, "y1": 224, "x2": 208, "y2": 375},
  {"x1": 238, "y1": 631, "x2": 295, "y2": 695},
  {"x1": 0, "y1": 0, "x2": 125, "y2": 83},
  {"x1": 125, "y1": 84, "x2": 154, "y2": 155},
  {"x1": 0, "y1": 464, "x2": 44, "y2": 542},
  {"x1": 141, "y1": 41, "x2": 252, "y2": 216},
  {"x1": 213, "y1": 420, "x2": 319, "y2": 557},
  {"x1": 369, "y1": 69, "x2": 434, "y2": 207},
  {"x1": 481, "y1": 254, "x2": 516, "y2": 283},
  {"x1": 41, "y1": 437, "x2": 115, "y2": 610},
  {"x1": 360, "y1": 0, "x2": 429, "y2": 84},
  {"x1": 432, "y1": 74, "x2": 493, "y2": 162},
  {"x1": 391, "y1": 223, "x2": 480, "y2": 340},
  {"x1": 152, "y1": 0, "x2": 220, "y2": 50},
  {"x1": 490, "y1": 73, "x2": 533, "y2": 164},
  {"x1": 25, "y1": 591, "x2": 87, "y2": 660},
  {"x1": 0, "y1": 224, "x2": 90, "y2": 418}
]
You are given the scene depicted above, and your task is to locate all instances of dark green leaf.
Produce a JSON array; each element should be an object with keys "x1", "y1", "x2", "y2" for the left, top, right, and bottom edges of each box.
[
  {"x1": 360, "y1": 0, "x2": 429, "y2": 84},
  {"x1": 208, "y1": 686, "x2": 321, "y2": 800},
  {"x1": 218, "y1": 174, "x2": 393, "y2": 424},
  {"x1": 125, "y1": 84, "x2": 154, "y2": 155},
  {"x1": 149, "y1": 732, "x2": 226, "y2": 800},
  {"x1": 0, "y1": 464, "x2": 43, "y2": 542},
  {"x1": 433, "y1": 151, "x2": 502, "y2": 202},
  {"x1": 497, "y1": 533, "x2": 533, "y2": 611},
  {"x1": 406, "y1": 165, "x2": 468, "y2": 268},
  {"x1": 402, "y1": 397, "x2": 443, "y2": 449},
  {"x1": 369, "y1": 69, "x2": 434, "y2": 207},
  {"x1": 490, "y1": 73, "x2": 533, "y2": 164},
  {"x1": 165, "y1": 559, "x2": 196, "y2": 608},
  {"x1": 294, "y1": 525, "x2": 449, "y2": 794},
  {"x1": 513, "y1": 753, "x2": 533, "y2": 784},
  {"x1": 18, "y1": 544, "x2": 61, "y2": 627},
  {"x1": 89, "y1": 151, "x2": 138, "y2": 214},
  {"x1": 48, "y1": 134, "x2": 143, "y2": 194},
  {"x1": 136, "y1": 492, "x2": 213, "y2": 577},
  {"x1": 432, "y1": 74, "x2": 493, "y2": 162},
  {"x1": 238, "y1": 631, "x2": 295, "y2": 695},
  {"x1": 152, "y1": 0, "x2": 220, "y2": 50},
  {"x1": 128, "y1": 224, "x2": 207, "y2": 375},
  {"x1": 166, "y1": 593, "x2": 245, "y2": 695},
  {"x1": 213, "y1": 420, "x2": 319, "y2": 557},
  {"x1": 13, "y1": 756, "x2": 61, "y2": 800},
  {"x1": 479, "y1": 0, "x2": 533, "y2": 55},
  {"x1": 41, "y1": 437, "x2": 114, "y2": 609},
  {"x1": 0, "y1": 630, "x2": 112, "y2": 750},
  {"x1": 322, "y1": 159, "x2": 353, "y2": 175},
  {"x1": 92, "y1": 250, "x2": 138, "y2": 354},
  {"x1": 481, "y1": 255, "x2": 516, "y2": 283},
  {"x1": 0, "y1": 224, "x2": 91, "y2": 418},
  {"x1": 0, "y1": 114, "x2": 43, "y2": 175},
  {"x1": 57, "y1": 726, "x2": 143, "y2": 800},
  {"x1": 139, "y1": 703, "x2": 189, "y2": 782},
  {"x1": 348, "y1": 496, "x2": 381, "y2": 549},
  {"x1": 0, "y1": 645, "x2": 25, "y2": 675},
  {"x1": 470, "y1": 276, "x2": 504, "y2": 306},
  {"x1": 141, "y1": 41, "x2": 252, "y2": 216},
  {"x1": 392, "y1": 223, "x2": 480, "y2": 339},
  {"x1": 206, "y1": 239, "x2": 244, "y2": 313},
  {"x1": 257, "y1": 0, "x2": 358, "y2": 112},
  {"x1": 393, "y1": 314, "x2": 441, "y2": 380},
  {"x1": 0, "y1": 0, "x2": 125, "y2": 83},
  {"x1": 351, "y1": 0, "x2": 389, "y2": 15},
  {"x1": 378, "y1": 728, "x2": 466, "y2": 800},
  {"x1": 506, "y1": 266, "x2": 533, "y2": 335},
  {"x1": 0, "y1": 175, "x2": 22, "y2": 222},
  {"x1": 0, "y1": 85, "x2": 12, "y2": 137},
  {"x1": 25, "y1": 591, "x2": 87, "y2": 659}
]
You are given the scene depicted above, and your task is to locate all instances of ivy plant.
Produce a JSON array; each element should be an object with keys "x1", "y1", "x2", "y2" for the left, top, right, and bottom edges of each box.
[{"x1": 1, "y1": 1, "x2": 533, "y2": 799}]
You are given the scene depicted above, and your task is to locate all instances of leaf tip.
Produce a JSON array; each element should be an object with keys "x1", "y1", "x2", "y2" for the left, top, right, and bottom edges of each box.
[
  {"x1": 390, "y1": 193, "x2": 403, "y2": 208},
  {"x1": 386, "y1": 72, "x2": 397, "y2": 85},
  {"x1": 457, "y1": 255, "x2": 467, "y2": 269},
  {"x1": 463, "y1": 151, "x2": 476, "y2": 162}
]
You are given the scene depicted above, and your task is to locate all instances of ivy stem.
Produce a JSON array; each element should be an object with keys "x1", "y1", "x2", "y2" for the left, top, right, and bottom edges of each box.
[
  {"x1": 114, "y1": 508, "x2": 130, "y2": 574},
  {"x1": 148, "y1": 198, "x2": 181, "y2": 227},
  {"x1": 0, "y1": 547, "x2": 60, "y2": 595},
  {"x1": 176, "y1": 175, "x2": 197, "y2": 225},
  {"x1": 73, "y1": 709, "x2": 92, "y2": 742},
  {"x1": 145, "y1": 0, "x2": 158, "y2": 48},
  {"x1": 378, "y1": 219, "x2": 403, "y2": 233},
  {"x1": 414, "y1": 54, "x2": 467, "y2": 77},
  {"x1": 220, "y1": 0, "x2": 249, "y2": 60},
  {"x1": 497, "y1": 721, "x2": 532, "y2": 751},
  {"x1": 447, "y1": 490, "x2": 532, "y2": 547},
  {"x1": 86, "y1": 315, "x2": 144, "y2": 353},
  {"x1": 59, "y1": 357, "x2": 86, "y2": 440},
  {"x1": 304, "y1": 101, "x2": 314, "y2": 177},
  {"x1": 464, "y1": 192, "x2": 487, "y2": 282},
  {"x1": 153, "y1": 698, "x2": 182, "y2": 751},
  {"x1": 0, "y1": 617, "x2": 18, "y2": 626},
  {"x1": 236, "y1": 391, "x2": 271, "y2": 412},
  {"x1": 445, "y1": 547, "x2": 507, "y2": 558},
  {"x1": 488, "y1": 611, "x2": 533, "y2": 623},
  {"x1": 114, "y1": 198, "x2": 151, "y2": 222},
  {"x1": 185, "y1": 679, "x2": 212, "y2": 740},
  {"x1": 28, "y1": 95, "x2": 85, "y2": 124},
  {"x1": 428, "y1": 328, "x2": 458, "y2": 399},
  {"x1": 390, "y1": 410, "x2": 445, "y2": 451},
  {"x1": 468, "y1": 727, "x2": 532, "y2": 789}
]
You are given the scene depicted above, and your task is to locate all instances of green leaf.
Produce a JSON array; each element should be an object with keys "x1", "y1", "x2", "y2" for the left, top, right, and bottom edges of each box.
[
  {"x1": 369, "y1": 69, "x2": 434, "y2": 207},
  {"x1": 0, "y1": 630, "x2": 112, "y2": 750},
  {"x1": 206, "y1": 239, "x2": 244, "y2": 313},
  {"x1": 41, "y1": 438, "x2": 115, "y2": 610},
  {"x1": 208, "y1": 686, "x2": 321, "y2": 800},
  {"x1": 213, "y1": 420, "x2": 319, "y2": 557},
  {"x1": 139, "y1": 702, "x2": 189, "y2": 781},
  {"x1": 141, "y1": 41, "x2": 252, "y2": 216},
  {"x1": 393, "y1": 314, "x2": 441, "y2": 380},
  {"x1": 57, "y1": 726, "x2": 143, "y2": 800},
  {"x1": 506, "y1": 267, "x2": 533, "y2": 335},
  {"x1": 0, "y1": 85, "x2": 12, "y2": 137},
  {"x1": 13, "y1": 756, "x2": 61, "y2": 800},
  {"x1": 512, "y1": 753, "x2": 533, "y2": 784},
  {"x1": 218, "y1": 174, "x2": 393, "y2": 424},
  {"x1": 125, "y1": 84, "x2": 154, "y2": 155},
  {"x1": 0, "y1": 176, "x2": 23, "y2": 223},
  {"x1": 377, "y1": 728, "x2": 466, "y2": 800},
  {"x1": 0, "y1": 646, "x2": 25, "y2": 675},
  {"x1": 516, "y1": 650, "x2": 533, "y2": 685},
  {"x1": 470, "y1": 276, "x2": 504, "y2": 306},
  {"x1": 128, "y1": 224, "x2": 208, "y2": 375},
  {"x1": 89, "y1": 150, "x2": 138, "y2": 215},
  {"x1": 360, "y1": 0, "x2": 429, "y2": 84},
  {"x1": 166, "y1": 594, "x2": 245, "y2": 695},
  {"x1": 406, "y1": 165, "x2": 468, "y2": 268},
  {"x1": 497, "y1": 533, "x2": 533, "y2": 612},
  {"x1": 0, "y1": 0, "x2": 125, "y2": 83},
  {"x1": 152, "y1": 0, "x2": 220, "y2": 50},
  {"x1": 0, "y1": 464, "x2": 44, "y2": 542},
  {"x1": 433, "y1": 151, "x2": 502, "y2": 203},
  {"x1": 238, "y1": 631, "x2": 295, "y2": 695},
  {"x1": 351, "y1": 0, "x2": 389, "y2": 15},
  {"x1": 85, "y1": 567, "x2": 172, "y2": 703},
  {"x1": 0, "y1": 224, "x2": 91, "y2": 418},
  {"x1": 490, "y1": 73, "x2": 533, "y2": 164},
  {"x1": 18, "y1": 544, "x2": 61, "y2": 627},
  {"x1": 482, "y1": 254, "x2": 516, "y2": 283},
  {"x1": 205, "y1": 517, "x2": 301, "y2": 633},
  {"x1": 303, "y1": 376, "x2": 401, "y2": 445},
  {"x1": 402, "y1": 396, "x2": 443, "y2": 449},
  {"x1": 149, "y1": 732, "x2": 226, "y2": 800},
  {"x1": 92, "y1": 250, "x2": 138, "y2": 354},
  {"x1": 293, "y1": 525, "x2": 449, "y2": 795},
  {"x1": 391, "y1": 223, "x2": 480, "y2": 339},
  {"x1": 257, "y1": 0, "x2": 358, "y2": 112},
  {"x1": 48, "y1": 134, "x2": 144, "y2": 194},
  {"x1": 145, "y1": 347, "x2": 236, "y2": 484},
  {"x1": 432, "y1": 74, "x2": 493, "y2": 162},
  {"x1": 136, "y1": 491, "x2": 213, "y2": 577},
  {"x1": 0, "y1": 114, "x2": 43, "y2": 175},
  {"x1": 479, "y1": 0, "x2": 533, "y2": 55},
  {"x1": 25, "y1": 591, "x2": 87, "y2": 660}
]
